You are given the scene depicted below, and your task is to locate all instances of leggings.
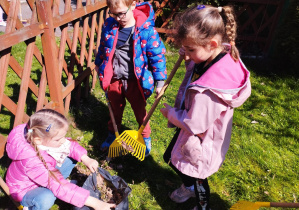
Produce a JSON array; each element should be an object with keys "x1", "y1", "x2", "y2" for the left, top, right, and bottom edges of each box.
[{"x1": 163, "y1": 128, "x2": 210, "y2": 210}]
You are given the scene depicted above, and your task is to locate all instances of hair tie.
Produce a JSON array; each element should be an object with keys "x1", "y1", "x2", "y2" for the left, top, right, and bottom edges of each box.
[
  {"x1": 28, "y1": 129, "x2": 33, "y2": 133},
  {"x1": 46, "y1": 124, "x2": 52, "y2": 132},
  {"x1": 197, "y1": 5, "x2": 205, "y2": 10},
  {"x1": 230, "y1": 41, "x2": 235, "y2": 46},
  {"x1": 218, "y1": 7, "x2": 223, "y2": 13}
]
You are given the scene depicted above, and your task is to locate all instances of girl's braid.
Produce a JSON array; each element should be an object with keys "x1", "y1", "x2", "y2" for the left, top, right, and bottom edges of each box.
[
  {"x1": 222, "y1": 6, "x2": 240, "y2": 61},
  {"x1": 28, "y1": 131, "x2": 61, "y2": 184}
]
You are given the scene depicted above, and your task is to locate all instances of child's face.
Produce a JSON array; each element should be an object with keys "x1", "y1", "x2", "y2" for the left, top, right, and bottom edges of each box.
[
  {"x1": 182, "y1": 40, "x2": 215, "y2": 64},
  {"x1": 43, "y1": 128, "x2": 68, "y2": 148},
  {"x1": 108, "y1": 1, "x2": 136, "y2": 27}
]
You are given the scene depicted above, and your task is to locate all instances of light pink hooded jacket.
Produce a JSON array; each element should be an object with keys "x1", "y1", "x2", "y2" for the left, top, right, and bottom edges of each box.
[
  {"x1": 167, "y1": 54, "x2": 251, "y2": 179},
  {"x1": 6, "y1": 124, "x2": 90, "y2": 207}
]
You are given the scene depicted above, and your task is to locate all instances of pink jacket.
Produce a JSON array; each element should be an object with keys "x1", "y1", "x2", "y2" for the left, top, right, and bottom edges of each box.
[
  {"x1": 167, "y1": 54, "x2": 251, "y2": 179},
  {"x1": 6, "y1": 124, "x2": 90, "y2": 207}
]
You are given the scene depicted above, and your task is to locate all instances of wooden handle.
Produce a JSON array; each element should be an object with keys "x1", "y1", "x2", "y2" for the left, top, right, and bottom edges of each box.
[
  {"x1": 0, "y1": 176, "x2": 10, "y2": 196},
  {"x1": 142, "y1": 55, "x2": 184, "y2": 127},
  {"x1": 105, "y1": 92, "x2": 119, "y2": 137},
  {"x1": 0, "y1": 176, "x2": 22, "y2": 208},
  {"x1": 270, "y1": 202, "x2": 299, "y2": 208}
]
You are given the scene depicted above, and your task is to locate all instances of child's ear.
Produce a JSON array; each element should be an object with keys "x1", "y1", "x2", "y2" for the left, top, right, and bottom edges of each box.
[
  {"x1": 210, "y1": 38, "x2": 219, "y2": 49},
  {"x1": 131, "y1": 1, "x2": 136, "y2": 9}
]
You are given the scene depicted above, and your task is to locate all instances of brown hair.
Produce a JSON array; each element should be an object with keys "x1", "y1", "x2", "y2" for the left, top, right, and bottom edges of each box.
[
  {"x1": 172, "y1": 5, "x2": 240, "y2": 61},
  {"x1": 106, "y1": 0, "x2": 134, "y2": 9},
  {"x1": 26, "y1": 109, "x2": 69, "y2": 183}
]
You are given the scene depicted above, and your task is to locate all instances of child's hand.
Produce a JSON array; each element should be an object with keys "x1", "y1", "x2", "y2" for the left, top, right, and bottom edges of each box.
[
  {"x1": 85, "y1": 196, "x2": 116, "y2": 210},
  {"x1": 95, "y1": 65, "x2": 99, "y2": 72},
  {"x1": 179, "y1": 47, "x2": 191, "y2": 62},
  {"x1": 81, "y1": 155, "x2": 99, "y2": 173},
  {"x1": 155, "y1": 86, "x2": 162, "y2": 97},
  {"x1": 160, "y1": 103, "x2": 172, "y2": 118}
]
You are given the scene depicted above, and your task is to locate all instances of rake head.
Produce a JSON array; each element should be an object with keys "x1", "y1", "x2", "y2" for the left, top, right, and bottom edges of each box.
[
  {"x1": 230, "y1": 201, "x2": 270, "y2": 210},
  {"x1": 115, "y1": 130, "x2": 146, "y2": 161},
  {"x1": 108, "y1": 139, "x2": 127, "y2": 158}
]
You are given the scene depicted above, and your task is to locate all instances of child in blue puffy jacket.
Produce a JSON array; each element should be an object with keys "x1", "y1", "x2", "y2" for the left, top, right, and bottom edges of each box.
[{"x1": 95, "y1": 0, "x2": 167, "y2": 156}]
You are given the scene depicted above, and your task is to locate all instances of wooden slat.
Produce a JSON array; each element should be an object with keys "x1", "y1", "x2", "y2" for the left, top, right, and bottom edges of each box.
[
  {"x1": 9, "y1": 55, "x2": 48, "y2": 105},
  {"x1": 58, "y1": 0, "x2": 72, "y2": 77},
  {"x1": 0, "y1": 134, "x2": 7, "y2": 159},
  {"x1": 238, "y1": 5, "x2": 265, "y2": 34},
  {"x1": 2, "y1": 94, "x2": 30, "y2": 123},
  {"x1": 62, "y1": 66, "x2": 93, "y2": 98},
  {"x1": 36, "y1": 0, "x2": 64, "y2": 113},
  {"x1": 13, "y1": 37, "x2": 36, "y2": 127},
  {"x1": 92, "y1": 9, "x2": 105, "y2": 90},
  {"x1": 64, "y1": 2, "x2": 81, "y2": 113},
  {"x1": 0, "y1": 0, "x2": 19, "y2": 112}
]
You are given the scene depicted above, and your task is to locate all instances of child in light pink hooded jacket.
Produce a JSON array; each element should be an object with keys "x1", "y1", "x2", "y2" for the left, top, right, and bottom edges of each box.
[
  {"x1": 6, "y1": 109, "x2": 115, "y2": 210},
  {"x1": 160, "y1": 5, "x2": 251, "y2": 210}
]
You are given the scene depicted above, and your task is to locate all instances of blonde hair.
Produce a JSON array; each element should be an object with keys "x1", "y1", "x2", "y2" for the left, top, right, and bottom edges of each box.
[
  {"x1": 106, "y1": 0, "x2": 134, "y2": 9},
  {"x1": 172, "y1": 5, "x2": 240, "y2": 61},
  {"x1": 26, "y1": 109, "x2": 69, "y2": 183}
]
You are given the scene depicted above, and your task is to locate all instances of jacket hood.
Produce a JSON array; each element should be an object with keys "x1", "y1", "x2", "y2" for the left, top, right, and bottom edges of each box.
[
  {"x1": 6, "y1": 124, "x2": 37, "y2": 161},
  {"x1": 134, "y1": 2, "x2": 155, "y2": 29},
  {"x1": 189, "y1": 54, "x2": 251, "y2": 108}
]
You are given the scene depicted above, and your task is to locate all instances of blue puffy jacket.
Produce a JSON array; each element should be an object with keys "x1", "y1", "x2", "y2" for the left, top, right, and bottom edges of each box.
[{"x1": 95, "y1": 2, "x2": 167, "y2": 100}]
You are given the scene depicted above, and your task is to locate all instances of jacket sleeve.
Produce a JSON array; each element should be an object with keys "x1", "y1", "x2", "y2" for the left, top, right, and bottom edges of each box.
[
  {"x1": 146, "y1": 27, "x2": 167, "y2": 81},
  {"x1": 167, "y1": 89, "x2": 227, "y2": 135},
  {"x1": 23, "y1": 156, "x2": 90, "y2": 207},
  {"x1": 94, "y1": 24, "x2": 106, "y2": 68},
  {"x1": 68, "y1": 140, "x2": 88, "y2": 162}
]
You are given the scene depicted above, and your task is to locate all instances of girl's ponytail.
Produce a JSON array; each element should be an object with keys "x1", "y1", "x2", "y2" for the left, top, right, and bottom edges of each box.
[
  {"x1": 29, "y1": 138, "x2": 61, "y2": 184},
  {"x1": 222, "y1": 6, "x2": 240, "y2": 61}
]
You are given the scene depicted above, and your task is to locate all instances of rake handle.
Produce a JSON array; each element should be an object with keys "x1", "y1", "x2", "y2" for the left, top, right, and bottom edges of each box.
[
  {"x1": 270, "y1": 202, "x2": 299, "y2": 207},
  {"x1": 105, "y1": 91, "x2": 119, "y2": 137},
  {"x1": 0, "y1": 176, "x2": 22, "y2": 209},
  {"x1": 142, "y1": 55, "x2": 184, "y2": 127}
]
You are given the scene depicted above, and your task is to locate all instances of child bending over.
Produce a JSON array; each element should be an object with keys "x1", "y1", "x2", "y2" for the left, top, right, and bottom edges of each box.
[{"x1": 6, "y1": 109, "x2": 115, "y2": 210}]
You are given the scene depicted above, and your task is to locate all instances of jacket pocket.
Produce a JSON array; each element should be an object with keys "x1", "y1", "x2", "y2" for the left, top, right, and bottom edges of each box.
[{"x1": 181, "y1": 135, "x2": 203, "y2": 167}]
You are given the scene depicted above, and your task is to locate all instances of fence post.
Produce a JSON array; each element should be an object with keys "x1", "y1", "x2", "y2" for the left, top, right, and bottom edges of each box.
[{"x1": 36, "y1": 0, "x2": 64, "y2": 114}]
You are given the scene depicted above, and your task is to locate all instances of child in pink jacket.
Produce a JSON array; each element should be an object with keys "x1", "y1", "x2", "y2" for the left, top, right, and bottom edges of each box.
[
  {"x1": 160, "y1": 5, "x2": 251, "y2": 210},
  {"x1": 5, "y1": 109, "x2": 115, "y2": 210}
]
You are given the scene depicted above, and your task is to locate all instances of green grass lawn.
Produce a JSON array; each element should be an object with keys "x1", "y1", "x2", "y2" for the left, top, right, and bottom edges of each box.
[{"x1": 0, "y1": 41, "x2": 298, "y2": 209}]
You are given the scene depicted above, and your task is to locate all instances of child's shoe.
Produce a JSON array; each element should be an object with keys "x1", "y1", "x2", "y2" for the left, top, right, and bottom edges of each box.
[
  {"x1": 169, "y1": 184, "x2": 195, "y2": 203},
  {"x1": 100, "y1": 132, "x2": 116, "y2": 150},
  {"x1": 143, "y1": 137, "x2": 151, "y2": 157}
]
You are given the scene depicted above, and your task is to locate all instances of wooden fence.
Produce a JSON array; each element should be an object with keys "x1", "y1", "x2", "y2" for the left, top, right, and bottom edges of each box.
[
  {"x1": 225, "y1": 0, "x2": 287, "y2": 56},
  {"x1": 0, "y1": 0, "x2": 108, "y2": 157}
]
